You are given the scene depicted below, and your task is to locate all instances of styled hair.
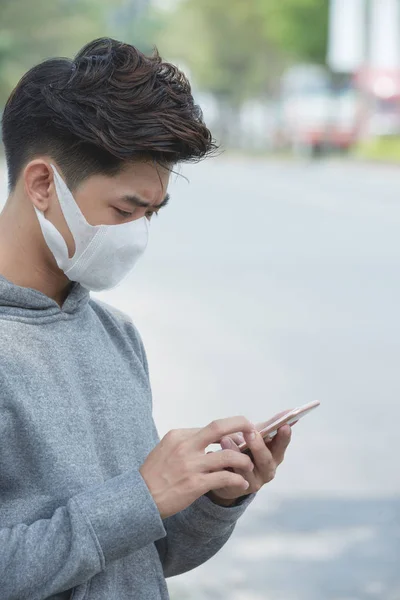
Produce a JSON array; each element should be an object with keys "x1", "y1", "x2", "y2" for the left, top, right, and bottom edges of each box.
[{"x1": 1, "y1": 37, "x2": 216, "y2": 191}]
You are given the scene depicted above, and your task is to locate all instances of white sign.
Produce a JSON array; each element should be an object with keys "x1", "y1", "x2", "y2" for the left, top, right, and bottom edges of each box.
[
  {"x1": 369, "y1": 0, "x2": 400, "y2": 69},
  {"x1": 328, "y1": 0, "x2": 366, "y2": 72}
]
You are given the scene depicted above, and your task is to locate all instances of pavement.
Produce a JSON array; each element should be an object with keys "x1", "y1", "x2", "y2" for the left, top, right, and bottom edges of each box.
[{"x1": 1, "y1": 157, "x2": 400, "y2": 599}]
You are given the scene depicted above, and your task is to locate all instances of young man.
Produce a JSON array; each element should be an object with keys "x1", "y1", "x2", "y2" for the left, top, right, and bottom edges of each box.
[{"x1": 0, "y1": 38, "x2": 291, "y2": 599}]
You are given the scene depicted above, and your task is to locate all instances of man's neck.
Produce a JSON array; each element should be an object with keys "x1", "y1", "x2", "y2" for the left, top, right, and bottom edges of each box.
[{"x1": 0, "y1": 197, "x2": 72, "y2": 307}]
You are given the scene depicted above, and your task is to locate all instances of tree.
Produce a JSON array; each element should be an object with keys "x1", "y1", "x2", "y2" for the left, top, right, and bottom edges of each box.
[
  {"x1": 257, "y1": 0, "x2": 329, "y2": 65},
  {"x1": 157, "y1": 0, "x2": 283, "y2": 107},
  {"x1": 157, "y1": 0, "x2": 329, "y2": 106},
  {"x1": 0, "y1": 0, "x2": 125, "y2": 107}
]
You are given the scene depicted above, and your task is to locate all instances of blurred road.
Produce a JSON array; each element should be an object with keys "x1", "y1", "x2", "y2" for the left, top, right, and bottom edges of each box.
[{"x1": 1, "y1": 157, "x2": 399, "y2": 598}]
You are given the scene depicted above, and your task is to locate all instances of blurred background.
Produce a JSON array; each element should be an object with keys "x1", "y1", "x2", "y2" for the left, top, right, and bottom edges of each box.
[{"x1": 1, "y1": 0, "x2": 400, "y2": 598}]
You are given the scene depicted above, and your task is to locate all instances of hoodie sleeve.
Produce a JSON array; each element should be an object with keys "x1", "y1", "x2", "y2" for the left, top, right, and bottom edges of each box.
[
  {"x1": 155, "y1": 492, "x2": 257, "y2": 578},
  {"x1": 0, "y1": 469, "x2": 167, "y2": 600}
]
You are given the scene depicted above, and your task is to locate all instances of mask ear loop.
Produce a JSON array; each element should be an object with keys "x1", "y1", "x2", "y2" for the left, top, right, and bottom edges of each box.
[{"x1": 49, "y1": 163, "x2": 98, "y2": 261}]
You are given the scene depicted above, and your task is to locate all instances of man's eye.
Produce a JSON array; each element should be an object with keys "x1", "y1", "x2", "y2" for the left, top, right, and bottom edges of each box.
[
  {"x1": 115, "y1": 208, "x2": 133, "y2": 218},
  {"x1": 146, "y1": 210, "x2": 157, "y2": 220}
]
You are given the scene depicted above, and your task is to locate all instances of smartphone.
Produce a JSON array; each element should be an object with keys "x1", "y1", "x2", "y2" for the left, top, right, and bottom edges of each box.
[{"x1": 238, "y1": 400, "x2": 320, "y2": 455}]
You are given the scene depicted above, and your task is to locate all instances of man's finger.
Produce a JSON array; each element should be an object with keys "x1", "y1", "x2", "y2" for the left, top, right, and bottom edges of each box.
[
  {"x1": 219, "y1": 437, "x2": 259, "y2": 488},
  {"x1": 193, "y1": 416, "x2": 255, "y2": 450},
  {"x1": 243, "y1": 428, "x2": 274, "y2": 476},
  {"x1": 268, "y1": 425, "x2": 291, "y2": 464}
]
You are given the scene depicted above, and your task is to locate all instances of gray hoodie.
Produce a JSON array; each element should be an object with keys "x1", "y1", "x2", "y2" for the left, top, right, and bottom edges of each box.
[{"x1": 0, "y1": 275, "x2": 255, "y2": 600}]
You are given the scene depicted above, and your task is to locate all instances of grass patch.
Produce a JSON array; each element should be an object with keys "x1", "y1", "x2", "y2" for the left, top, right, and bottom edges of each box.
[{"x1": 355, "y1": 136, "x2": 400, "y2": 163}]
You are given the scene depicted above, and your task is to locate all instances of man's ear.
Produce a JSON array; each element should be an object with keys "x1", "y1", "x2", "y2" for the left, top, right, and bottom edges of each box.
[{"x1": 23, "y1": 160, "x2": 54, "y2": 212}]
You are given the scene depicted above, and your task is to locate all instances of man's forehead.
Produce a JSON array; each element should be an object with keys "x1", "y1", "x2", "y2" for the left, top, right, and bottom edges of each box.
[
  {"x1": 116, "y1": 161, "x2": 171, "y2": 206},
  {"x1": 122, "y1": 159, "x2": 172, "y2": 180}
]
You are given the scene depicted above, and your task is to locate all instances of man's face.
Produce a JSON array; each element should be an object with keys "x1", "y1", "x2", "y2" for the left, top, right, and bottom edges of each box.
[{"x1": 44, "y1": 160, "x2": 171, "y2": 258}]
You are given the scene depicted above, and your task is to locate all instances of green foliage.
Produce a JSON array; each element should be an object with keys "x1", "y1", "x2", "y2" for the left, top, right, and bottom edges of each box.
[
  {"x1": 0, "y1": 0, "x2": 126, "y2": 106},
  {"x1": 0, "y1": 0, "x2": 331, "y2": 111},
  {"x1": 355, "y1": 135, "x2": 400, "y2": 163},
  {"x1": 157, "y1": 0, "x2": 329, "y2": 107},
  {"x1": 257, "y1": 0, "x2": 329, "y2": 64},
  {"x1": 158, "y1": 0, "x2": 281, "y2": 106}
]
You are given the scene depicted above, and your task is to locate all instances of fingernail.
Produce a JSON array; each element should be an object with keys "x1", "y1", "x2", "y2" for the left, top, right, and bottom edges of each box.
[
  {"x1": 243, "y1": 480, "x2": 250, "y2": 489},
  {"x1": 247, "y1": 430, "x2": 256, "y2": 441}
]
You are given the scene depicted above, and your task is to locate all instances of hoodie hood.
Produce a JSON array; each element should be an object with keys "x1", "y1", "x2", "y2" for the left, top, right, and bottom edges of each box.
[{"x1": 0, "y1": 275, "x2": 90, "y2": 322}]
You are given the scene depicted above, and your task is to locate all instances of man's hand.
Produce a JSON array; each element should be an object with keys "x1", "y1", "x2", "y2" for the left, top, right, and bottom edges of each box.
[
  {"x1": 140, "y1": 416, "x2": 257, "y2": 519},
  {"x1": 206, "y1": 422, "x2": 292, "y2": 504}
]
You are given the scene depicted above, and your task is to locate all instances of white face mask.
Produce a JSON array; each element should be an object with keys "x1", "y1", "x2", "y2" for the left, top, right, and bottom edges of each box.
[{"x1": 34, "y1": 164, "x2": 149, "y2": 291}]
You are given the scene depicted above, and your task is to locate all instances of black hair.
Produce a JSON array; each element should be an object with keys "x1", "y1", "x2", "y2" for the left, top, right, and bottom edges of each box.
[{"x1": 1, "y1": 37, "x2": 217, "y2": 192}]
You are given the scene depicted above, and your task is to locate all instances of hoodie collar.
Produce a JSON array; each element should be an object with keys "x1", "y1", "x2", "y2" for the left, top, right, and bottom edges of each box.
[{"x1": 0, "y1": 275, "x2": 90, "y2": 321}]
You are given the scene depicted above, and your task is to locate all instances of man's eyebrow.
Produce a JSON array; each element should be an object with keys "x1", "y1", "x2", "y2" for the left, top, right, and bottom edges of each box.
[
  {"x1": 121, "y1": 193, "x2": 170, "y2": 210},
  {"x1": 158, "y1": 193, "x2": 170, "y2": 209}
]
